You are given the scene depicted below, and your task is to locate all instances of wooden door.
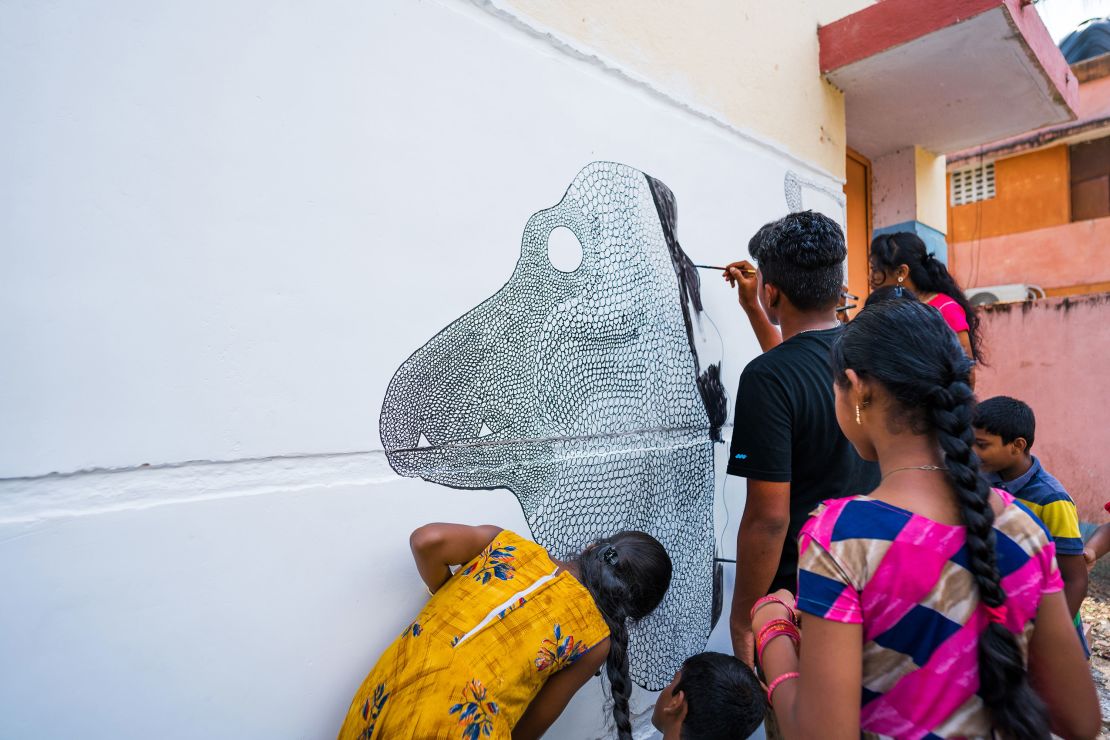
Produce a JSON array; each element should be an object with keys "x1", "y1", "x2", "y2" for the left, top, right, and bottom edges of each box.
[{"x1": 844, "y1": 148, "x2": 872, "y2": 316}]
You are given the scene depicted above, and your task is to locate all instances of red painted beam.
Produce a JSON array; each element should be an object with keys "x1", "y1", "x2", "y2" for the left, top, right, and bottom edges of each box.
[
  {"x1": 1001, "y1": 0, "x2": 1079, "y2": 113},
  {"x1": 819, "y1": 0, "x2": 1000, "y2": 73},
  {"x1": 819, "y1": 0, "x2": 1077, "y2": 116}
]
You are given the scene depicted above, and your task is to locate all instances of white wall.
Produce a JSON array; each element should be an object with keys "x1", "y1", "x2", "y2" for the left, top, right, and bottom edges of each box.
[{"x1": 0, "y1": 1, "x2": 843, "y2": 737}]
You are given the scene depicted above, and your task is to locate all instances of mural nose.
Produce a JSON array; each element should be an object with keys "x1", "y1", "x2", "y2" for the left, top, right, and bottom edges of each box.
[{"x1": 380, "y1": 339, "x2": 485, "y2": 454}]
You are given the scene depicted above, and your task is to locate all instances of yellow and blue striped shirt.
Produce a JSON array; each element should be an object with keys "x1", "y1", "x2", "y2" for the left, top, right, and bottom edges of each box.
[{"x1": 988, "y1": 456, "x2": 1083, "y2": 555}]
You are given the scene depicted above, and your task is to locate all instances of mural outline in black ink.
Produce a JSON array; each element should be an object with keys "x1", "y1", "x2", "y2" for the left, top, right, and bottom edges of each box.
[{"x1": 379, "y1": 161, "x2": 725, "y2": 689}]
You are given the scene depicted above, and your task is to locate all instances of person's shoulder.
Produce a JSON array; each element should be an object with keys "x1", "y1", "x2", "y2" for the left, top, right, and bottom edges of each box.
[
  {"x1": 738, "y1": 344, "x2": 791, "y2": 383},
  {"x1": 800, "y1": 495, "x2": 889, "y2": 544},
  {"x1": 996, "y1": 490, "x2": 1054, "y2": 544},
  {"x1": 1029, "y1": 461, "x2": 1074, "y2": 502},
  {"x1": 750, "y1": 330, "x2": 836, "y2": 369},
  {"x1": 929, "y1": 292, "x2": 961, "y2": 307},
  {"x1": 931, "y1": 293, "x2": 968, "y2": 314},
  {"x1": 494, "y1": 529, "x2": 539, "y2": 554}
]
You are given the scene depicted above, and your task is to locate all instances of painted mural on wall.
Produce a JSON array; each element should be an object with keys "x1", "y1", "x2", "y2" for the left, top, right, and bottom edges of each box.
[{"x1": 379, "y1": 161, "x2": 725, "y2": 689}]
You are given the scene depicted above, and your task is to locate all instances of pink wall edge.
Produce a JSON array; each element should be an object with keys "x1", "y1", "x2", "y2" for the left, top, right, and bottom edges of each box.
[{"x1": 976, "y1": 293, "x2": 1110, "y2": 521}]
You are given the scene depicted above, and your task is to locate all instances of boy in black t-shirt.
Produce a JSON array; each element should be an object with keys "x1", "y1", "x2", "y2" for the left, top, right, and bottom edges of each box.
[{"x1": 722, "y1": 211, "x2": 879, "y2": 665}]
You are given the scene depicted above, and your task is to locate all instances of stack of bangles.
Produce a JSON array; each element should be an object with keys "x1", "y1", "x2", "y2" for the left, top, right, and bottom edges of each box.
[{"x1": 751, "y1": 595, "x2": 801, "y2": 707}]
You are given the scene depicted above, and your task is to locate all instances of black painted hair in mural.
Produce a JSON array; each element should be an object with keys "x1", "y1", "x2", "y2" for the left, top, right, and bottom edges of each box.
[
  {"x1": 869, "y1": 231, "x2": 983, "y2": 361},
  {"x1": 645, "y1": 175, "x2": 728, "y2": 442},
  {"x1": 750, "y1": 210, "x2": 846, "y2": 311},
  {"x1": 973, "y1": 396, "x2": 1035, "y2": 450},
  {"x1": 577, "y1": 531, "x2": 672, "y2": 740},
  {"x1": 379, "y1": 162, "x2": 723, "y2": 689},
  {"x1": 831, "y1": 301, "x2": 1050, "y2": 740}
]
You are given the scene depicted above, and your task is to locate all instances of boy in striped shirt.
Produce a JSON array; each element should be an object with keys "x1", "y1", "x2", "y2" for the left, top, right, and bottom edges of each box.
[{"x1": 973, "y1": 395, "x2": 1089, "y2": 655}]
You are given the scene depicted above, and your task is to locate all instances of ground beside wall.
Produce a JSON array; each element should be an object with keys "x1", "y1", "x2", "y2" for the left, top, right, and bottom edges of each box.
[{"x1": 975, "y1": 293, "x2": 1110, "y2": 522}]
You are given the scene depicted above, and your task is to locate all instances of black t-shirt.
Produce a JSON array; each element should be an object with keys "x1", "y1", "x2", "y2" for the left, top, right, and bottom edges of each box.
[{"x1": 727, "y1": 326, "x2": 879, "y2": 593}]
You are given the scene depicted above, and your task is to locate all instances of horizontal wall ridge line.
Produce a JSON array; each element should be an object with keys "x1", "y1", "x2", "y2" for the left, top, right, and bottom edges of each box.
[{"x1": 0, "y1": 426, "x2": 736, "y2": 526}]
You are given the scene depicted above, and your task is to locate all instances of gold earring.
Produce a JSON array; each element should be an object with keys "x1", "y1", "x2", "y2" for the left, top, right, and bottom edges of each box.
[{"x1": 855, "y1": 404, "x2": 862, "y2": 425}]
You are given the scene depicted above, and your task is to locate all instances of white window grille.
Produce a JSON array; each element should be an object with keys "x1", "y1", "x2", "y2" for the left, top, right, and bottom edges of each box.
[{"x1": 950, "y1": 162, "x2": 996, "y2": 206}]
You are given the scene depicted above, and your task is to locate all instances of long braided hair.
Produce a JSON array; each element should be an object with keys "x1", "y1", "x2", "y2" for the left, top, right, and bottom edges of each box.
[
  {"x1": 869, "y1": 231, "x2": 984, "y2": 362},
  {"x1": 576, "y1": 531, "x2": 672, "y2": 740},
  {"x1": 831, "y1": 301, "x2": 1049, "y2": 739}
]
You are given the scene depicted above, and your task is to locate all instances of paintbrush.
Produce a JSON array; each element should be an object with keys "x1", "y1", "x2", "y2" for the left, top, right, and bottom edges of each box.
[
  {"x1": 696, "y1": 264, "x2": 756, "y2": 277},
  {"x1": 697, "y1": 263, "x2": 859, "y2": 309}
]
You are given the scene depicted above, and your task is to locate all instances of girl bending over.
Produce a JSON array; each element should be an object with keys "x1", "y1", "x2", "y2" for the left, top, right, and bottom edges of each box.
[{"x1": 338, "y1": 524, "x2": 671, "y2": 740}]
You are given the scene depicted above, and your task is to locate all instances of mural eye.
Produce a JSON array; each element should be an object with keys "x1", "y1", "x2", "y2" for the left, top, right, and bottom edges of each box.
[
  {"x1": 477, "y1": 422, "x2": 494, "y2": 438},
  {"x1": 547, "y1": 226, "x2": 582, "y2": 273},
  {"x1": 416, "y1": 433, "x2": 431, "y2": 448}
]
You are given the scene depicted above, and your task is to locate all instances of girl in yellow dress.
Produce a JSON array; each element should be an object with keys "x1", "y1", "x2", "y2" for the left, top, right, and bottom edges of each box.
[{"x1": 337, "y1": 523, "x2": 672, "y2": 740}]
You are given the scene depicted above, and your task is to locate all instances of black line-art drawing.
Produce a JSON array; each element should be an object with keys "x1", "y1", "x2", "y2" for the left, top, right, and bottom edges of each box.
[
  {"x1": 785, "y1": 170, "x2": 847, "y2": 219},
  {"x1": 379, "y1": 162, "x2": 725, "y2": 689}
]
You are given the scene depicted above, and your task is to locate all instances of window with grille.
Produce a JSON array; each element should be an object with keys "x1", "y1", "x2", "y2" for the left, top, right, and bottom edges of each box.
[{"x1": 950, "y1": 162, "x2": 996, "y2": 206}]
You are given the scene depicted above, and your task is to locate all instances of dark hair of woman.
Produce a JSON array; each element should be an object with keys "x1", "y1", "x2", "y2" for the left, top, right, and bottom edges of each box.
[
  {"x1": 863, "y1": 284, "x2": 917, "y2": 308},
  {"x1": 831, "y1": 300, "x2": 1048, "y2": 739},
  {"x1": 869, "y1": 232, "x2": 983, "y2": 361},
  {"x1": 576, "y1": 531, "x2": 672, "y2": 740}
]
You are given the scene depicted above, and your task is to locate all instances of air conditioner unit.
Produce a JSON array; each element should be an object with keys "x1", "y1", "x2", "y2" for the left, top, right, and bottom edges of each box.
[{"x1": 965, "y1": 284, "x2": 1044, "y2": 306}]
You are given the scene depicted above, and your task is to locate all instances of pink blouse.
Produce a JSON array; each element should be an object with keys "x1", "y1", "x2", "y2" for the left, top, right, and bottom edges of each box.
[{"x1": 927, "y1": 293, "x2": 969, "y2": 333}]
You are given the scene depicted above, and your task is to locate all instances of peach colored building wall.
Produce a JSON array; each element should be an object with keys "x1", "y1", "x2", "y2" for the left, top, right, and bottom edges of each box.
[
  {"x1": 950, "y1": 216, "x2": 1110, "y2": 292},
  {"x1": 976, "y1": 293, "x2": 1110, "y2": 522},
  {"x1": 947, "y1": 145, "x2": 1070, "y2": 243}
]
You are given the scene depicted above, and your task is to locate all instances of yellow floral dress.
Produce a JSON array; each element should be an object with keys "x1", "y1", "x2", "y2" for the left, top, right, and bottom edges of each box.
[{"x1": 338, "y1": 530, "x2": 610, "y2": 740}]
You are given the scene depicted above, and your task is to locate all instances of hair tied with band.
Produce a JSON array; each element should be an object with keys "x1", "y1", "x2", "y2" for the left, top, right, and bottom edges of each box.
[
  {"x1": 983, "y1": 602, "x2": 1008, "y2": 626},
  {"x1": 600, "y1": 545, "x2": 620, "y2": 566}
]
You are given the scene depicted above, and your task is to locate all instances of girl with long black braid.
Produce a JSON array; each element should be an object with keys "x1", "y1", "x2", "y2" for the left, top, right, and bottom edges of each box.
[
  {"x1": 750, "y1": 300, "x2": 1098, "y2": 739},
  {"x1": 338, "y1": 523, "x2": 671, "y2": 740}
]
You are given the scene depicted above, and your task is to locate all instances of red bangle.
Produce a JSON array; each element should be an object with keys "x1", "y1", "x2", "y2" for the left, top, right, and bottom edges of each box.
[
  {"x1": 766, "y1": 671, "x2": 800, "y2": 707},
  {"x1": 756, "y1": 618, "x2": 797, "y2": 647},
  {"x1": 751, "y1": 595, "x2": 798, "y2": 624},
  {"x1": 758, "y1": 627, "x2": 799, "y2": 666}
]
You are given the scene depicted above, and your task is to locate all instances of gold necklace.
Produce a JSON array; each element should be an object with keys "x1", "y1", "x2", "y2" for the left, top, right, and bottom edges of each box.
[{"x1": 881, "y1": 464, "x2": 947, "y2": 482}]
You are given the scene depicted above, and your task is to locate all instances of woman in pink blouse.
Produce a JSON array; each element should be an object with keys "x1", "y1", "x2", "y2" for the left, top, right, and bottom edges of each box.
[{"x1": 869, "y1": 232, "x2": 981, "y2": 364}]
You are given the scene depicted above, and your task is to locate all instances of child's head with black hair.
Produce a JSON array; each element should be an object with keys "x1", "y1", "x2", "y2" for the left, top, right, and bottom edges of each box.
[
  {"x1": 972, "y1": 396, "x2": 1036, "y2": 476},
  {"x1": 863, "y1": 284, "x2": 918, "y2": 308},
  {"x1": 749, "y1": 210, "x2": 846, "y2": 322},
  {"x1": 651, "y1": 652, "x2": 764, "y2": 739}
]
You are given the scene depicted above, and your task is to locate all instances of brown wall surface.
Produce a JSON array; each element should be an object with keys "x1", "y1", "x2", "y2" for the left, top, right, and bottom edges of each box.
[
  {"x1": 948, "y1": 145, "x2": 1070, "y2": 243},
  {"x1": 976, "y1": 293, "x2": 1110, "y2": 522}
]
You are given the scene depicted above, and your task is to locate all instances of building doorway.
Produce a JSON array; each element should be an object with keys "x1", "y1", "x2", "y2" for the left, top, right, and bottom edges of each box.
[{"x1": 844, "y1": 148, "x2": 872, "y2": 314}]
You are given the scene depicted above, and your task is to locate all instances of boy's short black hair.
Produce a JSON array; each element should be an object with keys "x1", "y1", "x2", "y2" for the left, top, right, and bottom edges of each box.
[
  {"x1": 677, "y1": 652, "x2": 764, "y2": 740},
  {"x1": 750, "y1": 211, "x2": 846, "y2": 311},
  {"x1": 973, "y1": 396, "x2": 1036, "y2": 450}
]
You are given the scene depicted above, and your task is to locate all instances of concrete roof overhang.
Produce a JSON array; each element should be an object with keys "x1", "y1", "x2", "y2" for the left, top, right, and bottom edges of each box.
[{"x1": 820, "y1": 0, "x2": 1079, "y2": 159}]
